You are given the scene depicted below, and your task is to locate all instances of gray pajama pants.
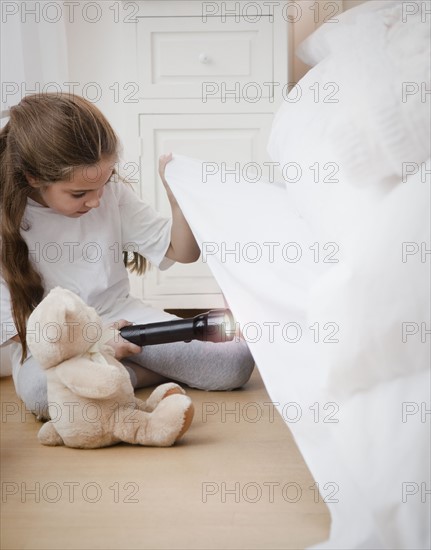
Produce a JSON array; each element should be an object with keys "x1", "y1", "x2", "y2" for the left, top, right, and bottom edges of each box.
[{"x1": 10, "y1": 335, "x2": 255, "y2": 420}]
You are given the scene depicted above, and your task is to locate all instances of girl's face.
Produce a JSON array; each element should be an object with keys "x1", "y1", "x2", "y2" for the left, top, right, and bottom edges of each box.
[{"x1": 28, "y1": 156, "x2": 117, "y2": 218}]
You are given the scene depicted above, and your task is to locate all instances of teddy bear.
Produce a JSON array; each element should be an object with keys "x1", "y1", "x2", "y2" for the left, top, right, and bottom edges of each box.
[{"x1": 26, "y1": 287, "x2": 194, "y2": 449}]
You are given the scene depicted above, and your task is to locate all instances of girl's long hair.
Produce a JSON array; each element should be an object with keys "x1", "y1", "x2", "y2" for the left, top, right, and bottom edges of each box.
[{"x1": 0, "y1": 93, "x2": 145, "y2": 361}]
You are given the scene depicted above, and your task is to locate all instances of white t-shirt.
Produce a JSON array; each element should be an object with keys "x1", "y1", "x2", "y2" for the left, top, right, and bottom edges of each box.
[{"x1": 0, "y1": 181, "x2": 174, "y2": 345}]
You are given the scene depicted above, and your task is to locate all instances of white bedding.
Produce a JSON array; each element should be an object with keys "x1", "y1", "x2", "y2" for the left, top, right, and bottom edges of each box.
[
  {"x1": 166, "y1": 154, "x2": 430, "y2": 550},
  {"x1": 165, "y1": 1, "x2": 430, "y2": 548}
]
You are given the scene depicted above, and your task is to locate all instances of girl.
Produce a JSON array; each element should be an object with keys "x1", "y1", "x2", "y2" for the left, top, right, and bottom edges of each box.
[{"x1": 0, "y1": 93, "x2": 254, "y2": 419}]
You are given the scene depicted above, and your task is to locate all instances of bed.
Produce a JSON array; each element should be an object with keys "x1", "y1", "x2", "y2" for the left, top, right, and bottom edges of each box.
[{"x1": 165, "y1": 2, "x2": 431, "y2": 548}]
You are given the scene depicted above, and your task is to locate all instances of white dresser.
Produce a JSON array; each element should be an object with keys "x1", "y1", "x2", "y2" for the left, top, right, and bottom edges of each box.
[{"x1": 133, "y1": 1, "x2": 289, "y2": 308}]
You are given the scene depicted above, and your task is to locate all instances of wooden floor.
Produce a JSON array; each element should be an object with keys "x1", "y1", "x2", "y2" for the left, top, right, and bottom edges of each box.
[{"x1": 0, "y1": 369, "x2": 330, "y2": 550}]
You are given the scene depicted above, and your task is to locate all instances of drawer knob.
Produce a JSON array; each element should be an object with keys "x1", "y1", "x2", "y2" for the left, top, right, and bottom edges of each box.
[{"x1": 198, "y1": 53, "x2": 210, "y2": 64}]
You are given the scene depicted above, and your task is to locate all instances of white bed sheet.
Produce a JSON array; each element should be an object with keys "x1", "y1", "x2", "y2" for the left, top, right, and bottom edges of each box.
[{"x1": 165, "y1": 154, "x2": 430, "y2": 550}]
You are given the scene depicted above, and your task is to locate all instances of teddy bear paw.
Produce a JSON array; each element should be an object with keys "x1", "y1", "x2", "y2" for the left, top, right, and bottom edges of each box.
[
  {"x1": 38, "y1": 421, "x2": 65, "y2": 446},
  {"x1": 144, "y1": 382, "x2": 186, "y2": 411},
  {"x1": 147, "y1": 394, "x2": 194, "y2": 446}
]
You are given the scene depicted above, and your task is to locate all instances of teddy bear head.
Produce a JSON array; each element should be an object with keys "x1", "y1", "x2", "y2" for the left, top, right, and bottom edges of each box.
[{"x1": 26, "y1": 287, "x2": 103, "y2": 369}]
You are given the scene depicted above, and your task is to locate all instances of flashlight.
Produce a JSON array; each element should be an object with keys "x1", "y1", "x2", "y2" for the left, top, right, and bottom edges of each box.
[{"x1": 119, "y1": 309, "x2": 236, "y2": 346}]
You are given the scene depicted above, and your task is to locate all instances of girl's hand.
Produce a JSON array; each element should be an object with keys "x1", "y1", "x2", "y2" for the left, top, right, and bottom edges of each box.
[
  {"x1": 105, "y1": 319, "x2": 142, "y2": 360},
  {"x1": 159, "y1": 153, "x2": 175, "y2": 200},
  {"x1": 158, "y1": 152, "x2": 200, "y2": 263}
]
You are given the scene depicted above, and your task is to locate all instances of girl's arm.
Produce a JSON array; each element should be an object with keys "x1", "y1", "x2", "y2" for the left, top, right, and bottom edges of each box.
[{"x1": 159, "y1": 153, "x2": 201, "y2": 263}]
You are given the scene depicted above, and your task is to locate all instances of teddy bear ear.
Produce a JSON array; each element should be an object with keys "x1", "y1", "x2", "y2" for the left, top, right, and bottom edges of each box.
[
  {"x1": 27, "y1": 286, "x2": 99, "y2": 361},
  {"x1": 26, "y1": 288, "x2": 68, "y2": 346},
  {"x1": 50, "y1": 287, "x2": 86, "y2": 313},
  {"x1": 44, "y1": 291, "x2": 69, "y2": 325},
  {"x1": 27, "y1": 294, "x2": 60, "y2": 331},
  {"x1": 26, "y1": 302, "x2": 68, "y2": 369}
]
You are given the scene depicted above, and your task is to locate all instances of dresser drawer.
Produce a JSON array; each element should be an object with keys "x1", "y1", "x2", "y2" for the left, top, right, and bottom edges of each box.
[{"x1": 137, "y1": 16, "x2": 274, "y2": 100}]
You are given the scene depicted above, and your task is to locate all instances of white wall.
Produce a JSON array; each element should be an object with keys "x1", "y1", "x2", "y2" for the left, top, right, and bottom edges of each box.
[
  {"x1": 0, "y1": 1, "x2": 68, "y2": 120},
  {"x1": 64, "y1": 3, "x2": 140, "y2": 166}
]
